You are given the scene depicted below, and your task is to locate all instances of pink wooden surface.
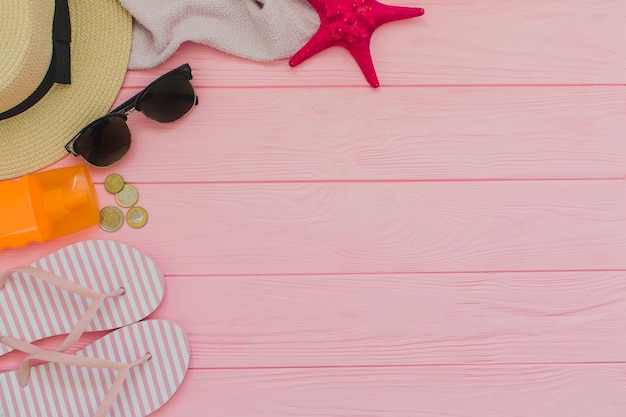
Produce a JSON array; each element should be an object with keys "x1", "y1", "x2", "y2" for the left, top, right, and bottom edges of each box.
[{"x1": 2, "y1": 0, "x2": 626, "y2": 416}]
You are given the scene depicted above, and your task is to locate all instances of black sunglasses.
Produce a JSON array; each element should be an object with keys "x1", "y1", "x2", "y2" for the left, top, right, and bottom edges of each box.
[{"x1": 65, "y1": 63, "x2": 198, "y2": 167}]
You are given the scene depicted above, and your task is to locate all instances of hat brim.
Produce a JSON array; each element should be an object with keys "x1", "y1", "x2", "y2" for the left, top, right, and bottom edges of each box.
[{"x1": 0, "y1": 0, "x2": 132, "y2": 180}]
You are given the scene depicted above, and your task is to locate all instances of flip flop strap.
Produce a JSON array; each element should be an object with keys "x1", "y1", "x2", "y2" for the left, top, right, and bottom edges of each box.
[
  {"x1": 0, "y1": 335, "x2": 151, "y2": 417},
  {"x1": 0, "y1": 266, "x2": 125, "y2": 351}
]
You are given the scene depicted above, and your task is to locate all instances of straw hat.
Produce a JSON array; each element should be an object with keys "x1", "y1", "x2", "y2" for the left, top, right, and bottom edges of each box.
[{"x1": 0, "y1": 0, "x2": 132, "y2": 180}]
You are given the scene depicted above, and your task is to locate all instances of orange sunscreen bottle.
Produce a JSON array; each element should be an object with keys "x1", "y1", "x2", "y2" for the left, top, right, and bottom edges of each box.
[{"x1": 0, "y1": 166, "x2": 99, "y2": 250}]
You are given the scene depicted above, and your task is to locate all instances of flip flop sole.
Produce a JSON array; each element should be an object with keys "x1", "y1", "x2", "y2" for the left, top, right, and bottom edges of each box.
[
  {"x1": 0, "y1": 319, "x2": 190, "y2": 417},
  {"x1": 0, "y1": 240, "x2": 165, "y2": 356}
]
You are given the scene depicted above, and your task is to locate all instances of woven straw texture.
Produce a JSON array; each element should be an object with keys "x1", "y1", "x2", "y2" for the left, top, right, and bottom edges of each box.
[
  {"x1": 0, "y1": 1, "x2": 54, "y2": 112},
  {"x1": 0, "y1": 0, "x2": 132, "y2": 180}
]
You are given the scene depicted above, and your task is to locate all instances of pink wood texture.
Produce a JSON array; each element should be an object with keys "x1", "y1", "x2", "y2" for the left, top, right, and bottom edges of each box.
[
  {"x1": 1, "y1": 1, "x2": 626, "y2": 416},
  {"x1": 149, "y1": 366, "x2": 626, "y2": 417},
  {"x1": 52, "y1": 86, "x2": 626, "y2": 182}
]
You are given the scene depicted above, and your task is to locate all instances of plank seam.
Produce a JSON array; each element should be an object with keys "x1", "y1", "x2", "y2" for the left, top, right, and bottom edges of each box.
[
  {"x1": 163, "y1": 269, "x2": 626, "y2": 278},
  {"x1": 189, "y1": 362, "x2": 626, "y2": 371}
]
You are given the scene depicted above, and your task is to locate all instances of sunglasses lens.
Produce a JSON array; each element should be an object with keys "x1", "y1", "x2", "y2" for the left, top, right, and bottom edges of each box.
[
  {"x1": 139, "y1": 73, "x2": 195, "y2": 122},
  {"x1": 74, "y1": 116, "x2": 131, "y2": 167}
]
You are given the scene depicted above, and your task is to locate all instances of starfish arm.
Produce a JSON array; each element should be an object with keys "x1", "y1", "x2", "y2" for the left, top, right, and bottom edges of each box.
[
  {"x1": 289, "y1": 29, "x2": 334, "y2": 67},
  {"x1": 346, "y1": 38, "x2": 380, "y2": 88},
  {"x1": 293, "y1": 0, "x2": 424, "y2": 87},
  {"x1": 372, "y1": 2, "x2": 425, "y2": 26}
]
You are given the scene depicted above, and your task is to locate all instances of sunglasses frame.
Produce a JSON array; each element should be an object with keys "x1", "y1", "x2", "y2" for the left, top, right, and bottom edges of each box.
[{"x1": 65, "y1": 63, "x2": 198, "y2": 167}]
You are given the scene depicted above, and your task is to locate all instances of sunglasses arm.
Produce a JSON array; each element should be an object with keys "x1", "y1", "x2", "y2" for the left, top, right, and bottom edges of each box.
[
  {"x1": 109, "y1": 64, "x2": 195, "y2": 114},
  {"x1": 110, "y1": 93, "x2": 140, "y2": 115}
]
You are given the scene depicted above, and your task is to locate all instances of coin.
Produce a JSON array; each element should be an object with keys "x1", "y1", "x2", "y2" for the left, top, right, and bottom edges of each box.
[
  {"x1": 126, "y1": 206, "x2": 149, "y2": 229},
  {"x1": 115, "y1": 184, "x2": 139, "y2": 208},
  {"x1": 99, "y1": 206, "x2": 124, "y2": 232},
  {"x1": 104, "y1": 173, "x2": 125, "y2": 194}
]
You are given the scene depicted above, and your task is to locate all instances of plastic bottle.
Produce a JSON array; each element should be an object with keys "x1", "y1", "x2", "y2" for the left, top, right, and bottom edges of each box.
[{"x1": 0, "y1": 165, "x2": 99, "y2": 250}]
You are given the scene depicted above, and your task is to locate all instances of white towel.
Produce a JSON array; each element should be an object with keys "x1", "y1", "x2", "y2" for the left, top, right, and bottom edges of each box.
[{"x1": 119, "y1": 0, "x2": 320, "y2": 69}]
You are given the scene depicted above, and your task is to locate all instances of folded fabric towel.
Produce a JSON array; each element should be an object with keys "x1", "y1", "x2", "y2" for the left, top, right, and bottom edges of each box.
[{"x1": 120, "y1": 0, "x2": 320, "y2": 69}]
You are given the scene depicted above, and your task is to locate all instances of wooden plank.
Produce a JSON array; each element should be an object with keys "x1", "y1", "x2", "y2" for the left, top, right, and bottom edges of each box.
[
  {"x1": 152, "y1": 272, "x2": 626, "y2": 368},
  {"x1": 118, "y1": 0, "x2": 626, "y2": 87},
  {"x1": 151, "y1": 366, "x2": 626, "y2": 417},
  {"x1": 52, "y1": 86, "x2": 626, "y2": 182},
  {"x1": 3, "y1": 271, "x2": 625, "y2": 372},
  {"x1": 1, "y1": 180, "x2": 625, "y2": 276}
]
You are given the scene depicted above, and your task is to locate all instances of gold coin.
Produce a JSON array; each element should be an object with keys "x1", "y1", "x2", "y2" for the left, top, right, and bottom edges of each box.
[
  {"x1": 126, "y1": 206, "x2": 149, "y2": 229},
  {"x1": 99, "y1": 206, "x2": 124, "y2": 232},
  {"x1": 115, "y1": 184, "x2": 139, "y2": 208},
  {"x1": 104, "y1": 173, "x2": 125, "y2": 194}
]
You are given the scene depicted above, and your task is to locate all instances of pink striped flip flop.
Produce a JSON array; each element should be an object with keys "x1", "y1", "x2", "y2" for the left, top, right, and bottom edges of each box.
[
  {"x1": 0, "y1": 319, "x2": 190, "y2": 417},
  {"x1": 0, "y1": 240, "x2": 165, "y2": 357}
]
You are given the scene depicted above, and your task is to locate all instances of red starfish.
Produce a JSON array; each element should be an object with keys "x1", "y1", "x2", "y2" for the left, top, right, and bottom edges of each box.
[{"x1": 289, "y1": 0, "x2": 425, "y2": 88}]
